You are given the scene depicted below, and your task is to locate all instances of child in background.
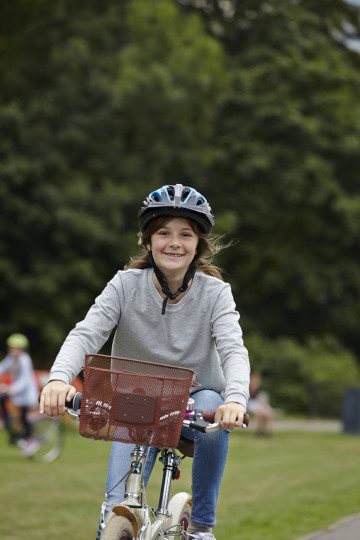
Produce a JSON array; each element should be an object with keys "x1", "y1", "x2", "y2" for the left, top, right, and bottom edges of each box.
[{"x1": 0, "y1": 333, "x2": 40, "y2": 455}]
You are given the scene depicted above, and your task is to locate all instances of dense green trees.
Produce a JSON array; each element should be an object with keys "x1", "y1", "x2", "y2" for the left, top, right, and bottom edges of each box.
[
  {"x1": 189, "y1": 0, "x2": 360, "y2": 347},
  {"x1": 0, "y1": 0, "x2": 226, "y2": 359},
  {"x1": 1, "y1": 0, "x2": 360, "y2": 409}
]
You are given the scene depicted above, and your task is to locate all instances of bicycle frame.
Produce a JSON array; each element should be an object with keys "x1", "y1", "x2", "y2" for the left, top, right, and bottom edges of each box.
[
  {"x1": 68, "y1": 385, "x2": 249, "y2": 540},
  {"x1": 69, "y1": 394, "x2": 213, "y2": 540},
  {"x1": 101, "y1": 444, "x2": 186, "y2": 539}
]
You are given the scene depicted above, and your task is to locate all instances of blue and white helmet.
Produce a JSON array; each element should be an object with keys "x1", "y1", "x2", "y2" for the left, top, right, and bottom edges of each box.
[{"x1": 138, "y1": 184, "x2": 215, "y2": 233}]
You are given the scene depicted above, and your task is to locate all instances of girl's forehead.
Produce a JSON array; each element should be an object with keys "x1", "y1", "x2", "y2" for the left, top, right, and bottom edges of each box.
[{"x1": 157, "y1": 217, "x2": 195, "y2": 229}]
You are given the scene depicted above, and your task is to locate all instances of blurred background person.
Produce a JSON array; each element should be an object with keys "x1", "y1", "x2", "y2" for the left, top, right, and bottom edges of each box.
[
  {"x1": 247, "y1": 371, "x2": 275, "y2": 437},
  {"x1": 0, "y1": 333, "x2": 39, "y2": 455}
]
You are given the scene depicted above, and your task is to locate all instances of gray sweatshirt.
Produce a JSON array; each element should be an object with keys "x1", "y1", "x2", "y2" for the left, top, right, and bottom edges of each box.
[{"x1": 50, "y1": 268, "x2": 250, "y2": 407}]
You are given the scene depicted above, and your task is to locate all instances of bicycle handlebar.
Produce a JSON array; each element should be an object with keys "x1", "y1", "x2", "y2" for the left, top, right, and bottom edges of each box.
[
  {"x1": 66, "y1": 392, "x2": 249, "y2": 432},
  {"x1": 203, "y1": 410, "x2": 250, "y2": 428},
  {"x1": 66, "y1": 392, "x2": 82, "y2": 415},
  {"x1": 185, "y1": 410, "x2": 250, "y2": 433}
]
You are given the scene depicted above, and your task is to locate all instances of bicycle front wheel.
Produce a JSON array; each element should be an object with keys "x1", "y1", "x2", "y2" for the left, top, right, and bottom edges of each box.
[
  {"x1": 32, "y1": 416, "x2": 65, "y2": 463},
  {"x1": 167, "y1": 492, "x2": 192, "y2": 534},
  {"x1": 100, "y1": 516, "x2": 135, "y2": 540}
]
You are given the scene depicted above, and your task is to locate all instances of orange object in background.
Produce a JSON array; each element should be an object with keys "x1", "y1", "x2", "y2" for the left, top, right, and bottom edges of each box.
[
  {"x1": 34, "y1": 370, "x2": 83, "y2": 393},
  {"x1": 0, "y1": 372, "x2": 12, "y2": 386},
  {"x1": 1, "y1": 370, "x2": 83, "y2": 394}
]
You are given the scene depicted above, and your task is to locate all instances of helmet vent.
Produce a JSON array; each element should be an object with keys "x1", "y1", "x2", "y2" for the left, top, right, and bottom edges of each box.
[
  {"x1": 165, "y1": 186, "x2": 175, "y2": 201},
  {"x1": 149, "y1": 191, "x2": 162, "y2": 202},
  {"x1": 181, "y1": 188, "x2": 192, "y2": 202}
]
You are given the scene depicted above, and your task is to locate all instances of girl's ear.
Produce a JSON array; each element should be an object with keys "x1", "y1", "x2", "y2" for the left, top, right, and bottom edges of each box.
[{"x1": 146, "y1": 244, "x2": 151, "y2": 252}]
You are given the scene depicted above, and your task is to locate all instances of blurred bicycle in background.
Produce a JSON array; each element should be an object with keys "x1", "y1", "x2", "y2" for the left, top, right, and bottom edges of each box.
[{"x1": 0, "y1": 370, "x2": 82, "y2": 462}]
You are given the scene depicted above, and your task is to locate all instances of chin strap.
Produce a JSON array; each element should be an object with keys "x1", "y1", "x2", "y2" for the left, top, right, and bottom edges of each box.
[{"x1": 148, "y1": 252, "x2": 197, "y2": 315}]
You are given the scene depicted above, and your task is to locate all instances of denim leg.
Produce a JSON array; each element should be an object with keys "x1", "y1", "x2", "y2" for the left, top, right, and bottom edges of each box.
[
  {"x1": 105, "y1": 441, "x2": 133, "y2": 509},
  {"x1": 143, "y1": 446, "x2": 160, "y2": 486},
  {"x1": 184, "y1": 390, "x2": 229, "y2": 528}
]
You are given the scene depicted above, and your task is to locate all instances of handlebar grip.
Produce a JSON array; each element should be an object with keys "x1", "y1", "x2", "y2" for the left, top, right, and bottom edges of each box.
[
  {"x1": 203, "y1": 410, "x2": 250, "y2": 427},
  {"x1": 66, "y1": 392, "x2": 82, "y2": 412},
  {"x1": 202, "y1": 410, "x2": 216, "y2": 423}
]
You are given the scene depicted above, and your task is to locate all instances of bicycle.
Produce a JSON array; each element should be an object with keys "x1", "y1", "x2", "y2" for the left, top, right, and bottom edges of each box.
[
  {"x1": 0, "y1": 385, "x2": 65, "y2": 462},
  {"x1": 67, "y1": 353, "x2": 249, "y2": 540}
]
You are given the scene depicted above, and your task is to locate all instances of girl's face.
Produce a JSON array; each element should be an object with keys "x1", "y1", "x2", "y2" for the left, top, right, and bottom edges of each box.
[{"x1": 148, "y1": 218, "x2": 198, "y2": 278}]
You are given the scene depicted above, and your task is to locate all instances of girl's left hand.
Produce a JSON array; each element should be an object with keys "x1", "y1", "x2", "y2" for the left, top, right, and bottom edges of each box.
[{"x1": 215, "y1": 402, "x2": 246, "y2": 431}]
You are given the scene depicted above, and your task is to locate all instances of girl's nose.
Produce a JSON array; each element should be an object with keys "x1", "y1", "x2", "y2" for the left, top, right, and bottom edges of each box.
[{"x1": 169, "y1": 235, "x2": 181, "y2": 247}]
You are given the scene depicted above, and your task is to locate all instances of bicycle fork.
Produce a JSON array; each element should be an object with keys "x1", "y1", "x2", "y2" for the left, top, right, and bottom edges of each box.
[
  {"x1": 129, "y1": 448, "x2": 184, "y2": 539},
  {"x1": 147, "y1": 448, "x2": 185, "y2": 539},
  {"x1": 103, "y1": 446, "x2": 182, "y2": 539}
]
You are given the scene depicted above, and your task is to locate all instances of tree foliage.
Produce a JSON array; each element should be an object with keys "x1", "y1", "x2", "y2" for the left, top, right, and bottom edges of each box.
[
  {"x1": 1, "y1": 0, "x2": 360, "y2": 390},
  {"x1": 184, "y1": 0, "x2": 360, "y2": 352},
  {"x1": 247, "y1": 333, "x2": 360, "y2": 414},
  {"x1": 0, "y1": 0, "x2": 226, "y2": 362}
]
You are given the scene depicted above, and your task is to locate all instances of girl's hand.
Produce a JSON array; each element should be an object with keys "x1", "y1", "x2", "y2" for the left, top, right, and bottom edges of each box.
[
  {"x1": 39, "y1": 380, "x2": 77, "y2": 417},
  {"x1": 215, "y1": 402, "x2": 246, "y2": 431}
]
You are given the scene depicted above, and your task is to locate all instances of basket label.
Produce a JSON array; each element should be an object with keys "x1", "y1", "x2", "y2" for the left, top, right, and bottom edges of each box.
[{"x1": 113, "y1": 392, "x2": 158, "y2": 426}]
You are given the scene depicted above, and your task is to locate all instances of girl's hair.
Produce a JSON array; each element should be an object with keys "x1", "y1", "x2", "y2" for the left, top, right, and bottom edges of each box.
[{"x1": 124, "y1": 217, "x2": 227, "y2": 280}]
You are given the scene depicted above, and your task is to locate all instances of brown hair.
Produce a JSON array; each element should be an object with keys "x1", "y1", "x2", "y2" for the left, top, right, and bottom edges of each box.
[{"x1": 124, "y1": 217, "x2": 226, "y2": 280}]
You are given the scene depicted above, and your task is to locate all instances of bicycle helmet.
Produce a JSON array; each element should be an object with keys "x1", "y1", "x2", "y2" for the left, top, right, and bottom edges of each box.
[
  {"x1": 6, "y1": 333, "x2": 29, "y2": 349},
  {"x1": 138, "y1": 184, "x2": 215, "y2": 233}
]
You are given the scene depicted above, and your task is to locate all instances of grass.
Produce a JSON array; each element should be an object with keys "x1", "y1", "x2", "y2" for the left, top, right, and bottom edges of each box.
[{"x1": 1, "y1": 424, "x2": 360, "y2": 540}]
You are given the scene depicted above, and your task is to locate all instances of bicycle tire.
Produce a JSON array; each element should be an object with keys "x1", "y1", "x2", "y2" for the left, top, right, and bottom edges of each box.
[
  {"x1": 100, "y1": 516, "x2": 135, "y2": 540},
  {"x1": 167, "y1": 493, "x2": 192, "y2": 534},
  {"x1": 178, "y1": 502, "x2": 191, "y2": 532},
  {"x1": 31, "y1": 416, "x2": 65, "y2": 463}
]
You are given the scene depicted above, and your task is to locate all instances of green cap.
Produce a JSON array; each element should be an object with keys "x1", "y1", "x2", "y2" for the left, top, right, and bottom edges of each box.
[{"x1": 6, "y1": 333, "x2": 29, "y2": 349}]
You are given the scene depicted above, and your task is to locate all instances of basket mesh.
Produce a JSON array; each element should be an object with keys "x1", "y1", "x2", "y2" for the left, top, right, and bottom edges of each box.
[{"x1": 79, "y1": 354, "x2": 196, "y2": 448}]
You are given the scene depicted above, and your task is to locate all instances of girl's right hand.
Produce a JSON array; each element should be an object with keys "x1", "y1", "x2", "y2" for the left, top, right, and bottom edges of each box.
[{"x1": 39, "y1": 380, "x2": 77, "y2": 417}]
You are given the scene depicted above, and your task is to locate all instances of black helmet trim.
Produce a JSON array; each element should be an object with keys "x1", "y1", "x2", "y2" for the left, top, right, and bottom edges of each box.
[{"x1": 138, "y1": 184, "x2": 214, "y2": 233}]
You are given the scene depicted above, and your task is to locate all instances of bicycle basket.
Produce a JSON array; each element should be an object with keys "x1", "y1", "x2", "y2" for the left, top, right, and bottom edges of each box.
[{"x1": 79, "y1": 354, "x2": 196, "y2": 448}]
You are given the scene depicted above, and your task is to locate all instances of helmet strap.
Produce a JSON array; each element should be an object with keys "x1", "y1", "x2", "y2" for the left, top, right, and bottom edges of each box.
[{"x1": 148, "y1": 252, "x2": 197, "y2": 315}]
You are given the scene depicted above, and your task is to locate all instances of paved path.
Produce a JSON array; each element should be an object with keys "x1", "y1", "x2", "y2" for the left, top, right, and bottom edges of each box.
[
  {"x1": 272, "y1": 418, "x2": 342, "y2": 432},
  {"x1": 244, "y1": 417, "x2": 342, "y2": 433},
  {"x1": 297, "y1": 513, "x2": 360, "y2": 539}
]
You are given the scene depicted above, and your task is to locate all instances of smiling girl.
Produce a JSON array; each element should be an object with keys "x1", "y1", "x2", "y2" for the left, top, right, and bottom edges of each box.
[{"x1": 40, "y1": 184, "x2": 250, "y2": 540}]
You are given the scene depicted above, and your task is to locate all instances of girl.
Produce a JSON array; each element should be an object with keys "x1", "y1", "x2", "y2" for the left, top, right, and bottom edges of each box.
[{"x1": 40, "y1": 184, "x2": 250, "y2": 540}]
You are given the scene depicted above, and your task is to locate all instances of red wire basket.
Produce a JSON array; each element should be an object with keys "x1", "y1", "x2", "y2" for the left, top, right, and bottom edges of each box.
[{"x1": 79, "y1": 354, "x2": 196, "y2": 448}]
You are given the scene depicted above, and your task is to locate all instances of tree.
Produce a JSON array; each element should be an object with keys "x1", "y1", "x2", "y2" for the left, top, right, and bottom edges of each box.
[
  {"x1": 180, "y1": 0, "x2": 360, "y2": 353},
  {"x1": 0, "y1": 0, "x2": 226, "y2": 363}
]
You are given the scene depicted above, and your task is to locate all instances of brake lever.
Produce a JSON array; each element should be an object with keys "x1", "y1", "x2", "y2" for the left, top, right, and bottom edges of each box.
[{"x1": 183, "y1": 410, "x2": 220, "y2": 433}]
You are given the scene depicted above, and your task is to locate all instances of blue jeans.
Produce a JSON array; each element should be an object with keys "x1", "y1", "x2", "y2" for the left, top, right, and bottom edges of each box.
[{"x1": 103, "y1": 389, "x2": 229, "y2": 528}]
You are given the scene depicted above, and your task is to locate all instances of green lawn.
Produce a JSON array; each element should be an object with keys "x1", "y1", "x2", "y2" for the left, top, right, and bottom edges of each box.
[{"x1": 1, "y1": 424, "x2": 360, "y2": 540}]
